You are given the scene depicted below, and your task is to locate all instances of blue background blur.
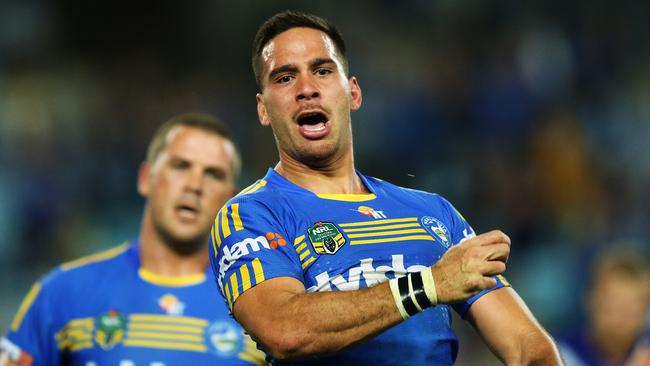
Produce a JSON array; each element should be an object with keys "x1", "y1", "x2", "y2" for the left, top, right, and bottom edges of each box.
[{"x1": 1, "y1": 1, "x2": 648, "y2": 364}]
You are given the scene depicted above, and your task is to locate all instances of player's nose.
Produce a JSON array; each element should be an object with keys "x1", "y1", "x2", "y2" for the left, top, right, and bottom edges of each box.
[{"x1": 295, "y1": 75, "x2": 320, "y2": 102}]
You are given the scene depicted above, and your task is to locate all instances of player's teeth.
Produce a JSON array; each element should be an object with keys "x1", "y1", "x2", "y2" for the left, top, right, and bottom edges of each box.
[
  {"x1": 178, "y1": 208, "x2": 196, "y2": 217},
  {"x1": 303, "y1": 122, "x2": 325, "y2": 131}
]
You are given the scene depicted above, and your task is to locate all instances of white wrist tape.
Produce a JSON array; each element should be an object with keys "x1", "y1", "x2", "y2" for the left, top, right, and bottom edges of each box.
[
  {"x1": 389, "y1": 270, "x2": 438, "y2": 320},
  {"x1": 389, "y1": 277, "x2": 410, "y2": 319},
  {"x1": 420, "y1": 268, "x2": 438, "y2": 306}
]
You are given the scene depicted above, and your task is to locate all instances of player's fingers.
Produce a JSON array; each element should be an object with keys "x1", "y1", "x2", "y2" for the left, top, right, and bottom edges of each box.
[
  {"x1": 472, "y1": 243, "x2": 509, "y2": 263},
  {"x1": 485, "y1": 243, "x2": 510, "y2": 263},
  {"x1": 476, "y1": 276, "x2": 498, "y2": 290},
  {"x1": 478, "y1": 260, "x2": 506, "y2": 276},
  {"x1": 477, "y1": 230, "x2": 511, "y2": 247},
  {"x1": 460, "y1": 230, "x2": 509, "y2": 248}
]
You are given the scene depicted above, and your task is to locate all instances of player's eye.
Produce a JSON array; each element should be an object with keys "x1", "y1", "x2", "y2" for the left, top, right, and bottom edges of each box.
[
  {"x1": 315, "y1": 68, "x2": 332, "y2": 76},
  {"x1": 205, "y1": 168, "x2": 226, "y2": 181},
  {"x1": 276, "y1": 74, "x2": 293, "y2": 84},
  {"x1": 170, "y1": 159, "x2": 189, "y2": 170}
]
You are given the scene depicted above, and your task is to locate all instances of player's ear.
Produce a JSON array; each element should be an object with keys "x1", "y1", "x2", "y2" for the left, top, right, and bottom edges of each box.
[
  {"x1": 349, "y1": 76, "x2": 362, "y2": 112},
  {"x1": 137, "y1": 161, "x2": 151, "y2": 197},
  {"x1": 256, "y1": 93, "x2": 271, "y2": 127}
]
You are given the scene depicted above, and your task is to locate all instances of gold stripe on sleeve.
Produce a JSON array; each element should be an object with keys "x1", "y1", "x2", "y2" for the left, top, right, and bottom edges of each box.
[
  {"x1": 299, "y1": 250, "x2": 311, "y2": 261},
  {"x1": 245, "y1": 180, "x2": 267, "y2": 195},
  {"x1": 10, "y1": 282, "x2": 42, "y2": 331},
  {"x1": 221, "y1": 206, "x2": 232, "y2": 238},
  {"x1": 211, "y1": 226, "x2": 218, "y2": 255},
  {"x1": 229, "y1": 272, "x2": 240, "y2": 301},
  {"x1": 295, "y1": 243, "x2": 307, "y2": 253},
  {"x1": 497, "y1": 275, "x2": 511, "y2": 287},
  {"x1": 252, "y1": 258, "x2": 265, "y2": 283},
  {"x1": 224, "y1": 282, "x2": 233, "y2": 309},
  {"x1": 61, "y1": 242, "x2": 129, "y2": 271},
  {"x1": 301, "y1": 257, "x2": 316, "y2": 269},
  {"x1": 240, "y1": 264, "x2": 252, "y2": 292},
  {"x1": 231, "y1": 203, "x2": 244, "y2": 231},
  {"x1": 213, "y1": 213, "x2": 222, "y2": 249}
]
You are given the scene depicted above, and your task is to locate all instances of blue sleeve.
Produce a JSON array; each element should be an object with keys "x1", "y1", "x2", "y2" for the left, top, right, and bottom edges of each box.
[
  {"x1": 435, "y1": 196, "x2": 511, "y2": 317},
  {"x1": 1, "y1": 279, "x2": 60, "y2": 366},
  {"x1": 209, "y1": 196, "x2": 303, "y2": 312}
]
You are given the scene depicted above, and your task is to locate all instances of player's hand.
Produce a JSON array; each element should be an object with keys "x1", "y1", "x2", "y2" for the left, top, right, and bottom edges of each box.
[{"x1": 430, "y1": 230, "x2": 511, "y2": 304}]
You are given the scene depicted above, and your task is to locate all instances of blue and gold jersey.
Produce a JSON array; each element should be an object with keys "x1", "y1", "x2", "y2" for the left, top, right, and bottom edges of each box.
[
  {"x1": 209, "y1": 169, "x2": 510, "y2": 365},
  {"x1": 1, "y1": 242, "x2": 267, "y2": 366}
]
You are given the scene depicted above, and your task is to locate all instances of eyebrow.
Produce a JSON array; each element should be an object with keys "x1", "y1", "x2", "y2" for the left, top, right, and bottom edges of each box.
[
  {"x1": 267, "y1": 58, "x2": 338, "y2": 82},
  {"x1": 310, "y1": 58, "x2": 336, "y2": 69},
  {"x1": 268, "y1": 64, "x2": 298, "y2": 82}
]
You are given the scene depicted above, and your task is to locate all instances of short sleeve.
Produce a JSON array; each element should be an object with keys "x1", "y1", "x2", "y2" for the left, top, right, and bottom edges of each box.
[
  {"x1": 1, "y1": 280, "x2": 60, "y2": 366},
  {"x1": 209, "y1": 197, "x2": 303, "y2": 311},
  {"x1": 436, "y1": 196, "x2": 511, "y2": 317}
]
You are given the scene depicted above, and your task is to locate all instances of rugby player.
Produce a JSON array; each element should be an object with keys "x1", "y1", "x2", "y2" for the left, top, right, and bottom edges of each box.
[
  {"x1": 210, "y1": 11, "x2": 562, "y2": 365},
  {"x1": 1, "y1": 113, "x2": 267, "y2": 366}
]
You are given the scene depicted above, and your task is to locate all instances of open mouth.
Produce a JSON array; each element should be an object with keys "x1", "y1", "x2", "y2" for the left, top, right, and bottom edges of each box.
[
  {"x1": 297, "y1": 111, "x2": 328, "y2": 126},
  {"x1": 296, "y1": 110, "x2": 329, "y2": 137},
  {"x1": 176, "y1": 204, "x2": 198, "y2": 219}
]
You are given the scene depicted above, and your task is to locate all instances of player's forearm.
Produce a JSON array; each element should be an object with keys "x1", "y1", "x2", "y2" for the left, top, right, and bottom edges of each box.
[
  {"x1": 238, "y1": 281, "x2": 403, "y2": 361},
  {"x1": 502, "y1": 329, "x2": 563, "y2": 366}
]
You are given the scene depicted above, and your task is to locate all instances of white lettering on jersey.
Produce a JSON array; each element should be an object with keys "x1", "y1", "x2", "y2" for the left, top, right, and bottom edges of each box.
[
  {"x1": 308, "y1": 255, "x2": 428, "y2": 292},
  {"x1": 218, "y1": 236, "x2": 270, "y2": 286},
  {"x1": 93, "y1": 361, "x2": 165, "y2": 366},
  {"x1": 460, "y1": 228, "x2": 476, "y2": 243}
]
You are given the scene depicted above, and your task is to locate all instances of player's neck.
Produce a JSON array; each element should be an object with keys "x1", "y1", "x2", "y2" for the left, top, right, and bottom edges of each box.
[
  {"x1": 276, "y1": 147, "x2": 369, "y2": 195},
  {"x1": 138, "y1": 217, "x2": 209, "y2": 278}
]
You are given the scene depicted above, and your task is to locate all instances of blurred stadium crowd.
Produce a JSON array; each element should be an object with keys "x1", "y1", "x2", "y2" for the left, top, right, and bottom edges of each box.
[{"x1": 0, "y1": 0, "x2": 648, "y2": 363}]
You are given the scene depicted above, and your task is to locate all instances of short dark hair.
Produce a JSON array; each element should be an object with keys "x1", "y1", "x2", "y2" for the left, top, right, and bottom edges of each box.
[
  {"x1": 146, "y1": 113, "x2": 241, "y2": 180},
  {"x1": 252, "y1": 10, "x2": 348, "y2": 89}
]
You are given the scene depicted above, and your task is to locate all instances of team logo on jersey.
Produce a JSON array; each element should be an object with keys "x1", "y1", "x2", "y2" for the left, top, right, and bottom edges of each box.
[
  {"x1": 94, "y1": 309, "x2": 126, "y2": 350},
  {"x1": 356, "y1": 206, "x2": 387, "y2": 219},
  {"x1": 205, "y1": 320, "x2": 243, "y2": 357},
  {"x1": 159, "y1": 294, "x2": 186, "y2": 315},
  {"x1": 308, "y1": 222, "x2": 346, "y2": 255},
  {"x1": 421, "y1": 216, "x2": 451, "y2": 248}
]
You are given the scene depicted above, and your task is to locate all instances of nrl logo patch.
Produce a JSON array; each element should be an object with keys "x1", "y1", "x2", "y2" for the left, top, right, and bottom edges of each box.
[
  {"x1": 308, "y1": 222, "x2": 346, "y2": 255},
  {"x1": 421, "y1": 216, "x2": 451, "y2": 248},
  {"x1": 94, "y1": 309, "x2": 126, "y2": 350}
]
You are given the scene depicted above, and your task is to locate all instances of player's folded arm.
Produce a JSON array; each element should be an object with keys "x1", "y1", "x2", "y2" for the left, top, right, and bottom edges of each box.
[
  {"x1": 465, "y1": 286, "x2": 562, "y2": 365},
  {"x1": 208, "y1": 196, "x2": 404, "y2": 361},
  {"x1": 209, "y1": 197, "x2": 313, "y2": 357}
]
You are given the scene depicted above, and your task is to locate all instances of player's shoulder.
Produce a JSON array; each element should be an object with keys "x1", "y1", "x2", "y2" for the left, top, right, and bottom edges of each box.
[
  {"x1": 227, "y1": 175, "x2": 291, "y2": 213},
  {"x1": 41, "y1": 242, "x2": 132, "y2": 289},
  {"x1": 367, "y1": 174, "x2": 448, "y2": 205}
]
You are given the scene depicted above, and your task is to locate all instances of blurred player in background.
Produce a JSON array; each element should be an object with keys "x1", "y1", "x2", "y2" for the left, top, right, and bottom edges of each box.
[
  {"x1": 0, "y1": 113, "x2": 267, "y2": 366},
  {"x1": 558, "y1": 251, "x2": 650, "y2": 366},
  {"x1": 209, "y1": 10, "x2": 562, "y2": 365}
]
